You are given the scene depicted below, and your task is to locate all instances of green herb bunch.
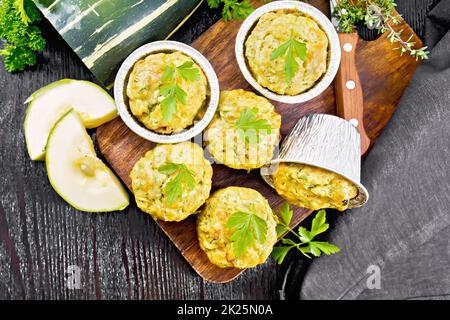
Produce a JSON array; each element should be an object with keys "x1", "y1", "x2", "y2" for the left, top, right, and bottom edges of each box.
[
  {"x1": 225, "y1": 203, "x2": 340, "y2": 262},
  {"x1": 272, "y1": 203, "x2": 340, "y2": 264},
  {"x1": 333, "y1": 0, "x2": 429, "y2": 60},
  {"x1": 0, "y1": 0, "x2": 46, "y2": 72},
  {"x1": 206, "y1": 0, "x2": 254, "y2": 21},
  {"x1": 159, "y1": 61, "x2": 200, "y2": 121}
]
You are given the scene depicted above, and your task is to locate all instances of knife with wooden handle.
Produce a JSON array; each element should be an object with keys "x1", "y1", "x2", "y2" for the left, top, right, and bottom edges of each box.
[{"x1": 330, "y1": 0, "x2": 371, "y2": 155}]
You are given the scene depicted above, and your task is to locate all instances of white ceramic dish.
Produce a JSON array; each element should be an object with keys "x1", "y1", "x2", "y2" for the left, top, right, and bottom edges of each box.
[
  {"x1": 235, "y1": 1, "x2": 341, "y2": 104},
  {"x1": 114, "y1": 41, "x2": 220, "y2": 144}
]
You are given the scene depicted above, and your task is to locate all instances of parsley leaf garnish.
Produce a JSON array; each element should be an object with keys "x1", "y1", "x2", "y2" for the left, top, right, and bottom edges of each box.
[
  {"x1": 158, "y1": 162, "x2": 196, "y2": 204},
  {"x1": 226, "y1": 211, "x2": 268, "y2": 257},
  {"x1": 175, "y1": 61, "x2": 201, "y2": 81},
  {"x1": 275, "y1": 202, "x2": 293, "y2": 238},
  {"x1": 159, "y1": 61, "x2": 200, "y2": 121},
  {"x1": 162, "y1": 61, "x2": 200, "y2": 83},
  {"x1": 271, "y1": 35, "x2": 307, "y2": 83},
  {"x1": 271, "y1": 204, "x2": 340, "y2": 264},
  {"x1": 207, "y1": 0, "x2": 254, "y2": 21},
  {"x1": 234, "y1": 108, "x2": 272, "y2": 143},
  {"x1": 160, "y1": 82, "x2": 187, "y2": 121},
  {"x1": 161, "y1": 65, "x2": 176, "y2": 83}
]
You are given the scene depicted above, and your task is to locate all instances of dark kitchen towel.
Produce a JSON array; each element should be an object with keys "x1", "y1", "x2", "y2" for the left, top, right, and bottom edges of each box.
[{"x1": 293, "y1": 0, "x2": 450, "y2": 300}]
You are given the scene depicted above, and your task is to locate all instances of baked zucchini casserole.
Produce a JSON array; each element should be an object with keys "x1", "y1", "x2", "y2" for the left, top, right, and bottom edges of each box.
[
  {"x1": 130, "y1": 142, "x2": 212, "y2": 221},
  {"x1": 127, "y1": 51, "x2": 208, "y2": 134},
  {"x1": 197, "y1": 187, "x2": 277, "y2": 268},
  {"x1": 245, "y1": 9, "x2": 329, "y2": 95},
  {"x1": 204, "y1": 90, "x2": 281, "y2": 170},
  {"x1": 273, "y1": 163, "x2": 358, "y2": 211}
]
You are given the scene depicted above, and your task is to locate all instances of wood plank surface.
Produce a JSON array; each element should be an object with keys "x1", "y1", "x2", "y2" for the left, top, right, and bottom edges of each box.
[
  {"x1": 0, "y1": 0, "x2": 437, "y2": 299},
  {"x1": 96, "y1": 0, "x2": 422, "y2": 283}
]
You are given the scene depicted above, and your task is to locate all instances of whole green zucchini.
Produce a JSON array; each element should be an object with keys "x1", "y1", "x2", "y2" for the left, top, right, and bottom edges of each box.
[{"x1": 32, "y1": 0, "x2": 203, "y2": 86}]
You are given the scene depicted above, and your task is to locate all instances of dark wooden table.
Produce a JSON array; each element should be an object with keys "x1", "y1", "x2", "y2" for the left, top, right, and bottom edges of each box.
[{"x1": 0, "y1": 0, "x2": 439, "y2": 300}]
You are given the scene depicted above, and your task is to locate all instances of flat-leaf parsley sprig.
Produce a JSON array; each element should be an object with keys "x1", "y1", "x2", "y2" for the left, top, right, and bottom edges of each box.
[
  {"x1": 0, "y1": 0, "x2": 46, "y2": 72},
  {"x1": 159, "y1": 61, "x2": 200, "y2": 121},
  {"x1": 234, "y1": 108, "x2": 272, "y2": 143},
  {"x1": 272, "y1": 203, "x2": 340, "y2": 264},
  {"x1": 206, "y1": 0, "x2": 254, "y2": 21},
  {"x1": 158, "y1": 162, "x2": 196, "y2": 204},
  {"x1": 226, "y1": 211, "x2": 268, "y2": 257},
  {"x1": 270, "y1": 34, "x2": 307, "y2": 83},
  {"x1": 332, "y1": 0, "x2": 429, "y2": 60}
]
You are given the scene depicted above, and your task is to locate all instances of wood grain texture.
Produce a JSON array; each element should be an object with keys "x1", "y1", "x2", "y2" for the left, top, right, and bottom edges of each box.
[
  {"x1": 0, "y1": 0, "x2": 438, "y2": 299},
  {"x1": 334, "y1": 32, "x2": 371, "y2": 155},
  {"x1": 96, "y1": 0, "x2": 422, "y2": 283}
]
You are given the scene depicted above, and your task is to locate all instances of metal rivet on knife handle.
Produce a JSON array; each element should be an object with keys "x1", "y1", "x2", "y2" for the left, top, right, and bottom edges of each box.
[{"x1": 331, "y1": 1, "x2": 371, "y2": 155}]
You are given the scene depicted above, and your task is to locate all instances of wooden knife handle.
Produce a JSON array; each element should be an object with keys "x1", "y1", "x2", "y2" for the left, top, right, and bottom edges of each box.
[{"x1": 334, "y1": 32, "x2": 371, "y2": 155}]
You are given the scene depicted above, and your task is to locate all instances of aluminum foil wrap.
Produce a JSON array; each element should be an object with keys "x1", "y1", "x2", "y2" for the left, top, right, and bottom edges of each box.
[{"x1": 261, "y1": 114, "x2": 369, "y2": 208}]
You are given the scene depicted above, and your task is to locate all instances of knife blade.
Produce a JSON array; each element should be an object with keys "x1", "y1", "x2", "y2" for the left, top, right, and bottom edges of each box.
[{"x1": 330, "y1": 0, "x2": 371, "y2": 155}]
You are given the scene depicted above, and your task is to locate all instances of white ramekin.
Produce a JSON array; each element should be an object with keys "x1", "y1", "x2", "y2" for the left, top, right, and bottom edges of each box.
[
  {"x1": 235, "y1": 1, "x2": 341, "y2": 104},
  {"x1": 114, "y1": 40, "x2": 220, "y2": 144}
]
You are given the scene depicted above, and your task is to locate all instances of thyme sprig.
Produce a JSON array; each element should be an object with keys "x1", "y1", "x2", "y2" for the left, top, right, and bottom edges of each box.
[{"x1": 333, "y1": 0, "x2": 429, "y2": 60}]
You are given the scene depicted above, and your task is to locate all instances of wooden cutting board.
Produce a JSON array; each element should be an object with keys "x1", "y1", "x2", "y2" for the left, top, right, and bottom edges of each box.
[{"x1": 96, "y1": 0, "x2": 422, "y2": 283}]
